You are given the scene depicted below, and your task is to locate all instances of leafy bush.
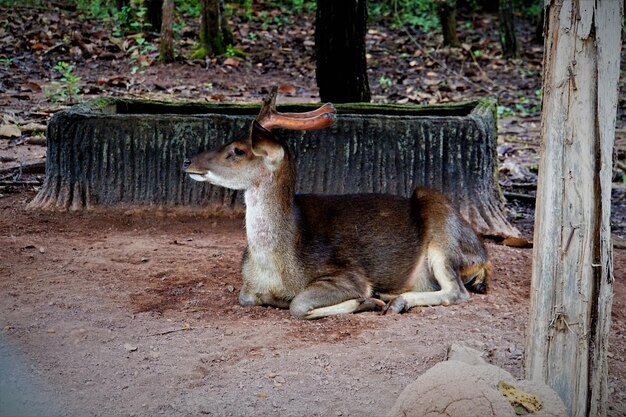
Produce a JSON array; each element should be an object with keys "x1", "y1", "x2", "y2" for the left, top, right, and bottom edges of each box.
[
  {"x1": 369, "y1": 0, "x2": 439, "y2": 31},
  {"x1": 73, "y1": 0, "x2": 151, "y2": 36},
  {"x1": 176, "y1": 0, "x2": 201, "y2": 17},
  {"x1": 44, "y1": 61, "x2": 81, "y2": 103}
]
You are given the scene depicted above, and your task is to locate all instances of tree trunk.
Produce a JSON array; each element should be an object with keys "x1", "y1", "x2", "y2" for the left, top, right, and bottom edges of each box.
[
  {"x1": 533, "y1": 3, "x2": 544, "y2": 44},
  {"x1": 315, "y1": 0, "x2": 370, "y2": 103},
  {"x1": 159, "y1": 0, "x2": 175, "y2": 62},
  {"x1": 197, "y1": 0, "x2": 233, "y2": 57},
  {"x1": 145, "y1": 0, "x2": 162, "y2": 32},
  {"x1": 437, "y1": 0, "x2": 460, "y2": 47},
  {"x1": 498, "y1": 0, "x2": 519, "y2": 58},
  {"x1": 524, "y1": 1, "x2": 622, "y2": 417}
]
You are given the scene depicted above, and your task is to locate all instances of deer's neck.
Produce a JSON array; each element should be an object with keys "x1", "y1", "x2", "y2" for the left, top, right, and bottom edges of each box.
[{"x1": 243, "y1": 173, "x2": 297, "y2": 256}]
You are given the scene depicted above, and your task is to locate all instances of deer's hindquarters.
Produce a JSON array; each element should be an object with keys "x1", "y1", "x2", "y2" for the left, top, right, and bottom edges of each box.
[{"x1": 289, "y1": 192, "x2": 491, "y2": 317}]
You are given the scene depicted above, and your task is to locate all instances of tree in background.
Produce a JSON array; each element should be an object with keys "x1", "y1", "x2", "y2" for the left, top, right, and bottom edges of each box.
[
  {"x1": 437, "y1": 0, "x2": 460, "y2": 47},
  {"x1": 159, "y1": 0, "x2": 175, "y2": 62},
  {"x1": 315, "y1": 0, "x2": 370, "y2": 103},
  {"x1": 533, "y1": 4, "x2": 545, "y2": 44},
  {"x1": 195, "y1": 0, "x2": 234, "y2": 58},
  {"x1": 145, "y1": 0, "x2": 163, "y2": 32},
  {"x1": 498, "y1": 0, "x2": 519, "y2": 58}
]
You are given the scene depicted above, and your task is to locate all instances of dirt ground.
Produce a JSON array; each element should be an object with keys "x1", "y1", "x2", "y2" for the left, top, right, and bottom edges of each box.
[{"x1": 0, "y1": 190, "x2": 625, "y2": 417}]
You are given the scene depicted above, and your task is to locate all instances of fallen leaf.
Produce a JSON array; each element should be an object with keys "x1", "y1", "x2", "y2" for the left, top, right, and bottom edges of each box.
[
  {"x1": 20, "y1": 122, "x2": 47, "y2": 133},
  {"x1": 277, "y1": 84, "x2": 297, "y2": 95},
  {"x1": 502, "y1": 237, "x2": 532, "y2": 248},
  {"x1": 25, "y1": 137, "x2": 47, "y2": 146},
  {"x1": 205, "y1": 94, "x2": 225, "y2": 101},
  {"x1": 223, "y1": 57, "x2": 241, "y2": 67},
  {"x1": 20, "y1": 81, "x2": 43, "y2": 93},
  {"x1": 31, "y1": 43, "x2": 48, "y2": 51},
  {"x1": 0, "y1": 124, "x2": 21, "y2": 137}
]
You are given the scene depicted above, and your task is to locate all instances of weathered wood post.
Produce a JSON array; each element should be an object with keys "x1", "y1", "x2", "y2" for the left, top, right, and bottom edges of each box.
[{"x1": 525, "y1": 1, "x2": 622, "y2": 416}]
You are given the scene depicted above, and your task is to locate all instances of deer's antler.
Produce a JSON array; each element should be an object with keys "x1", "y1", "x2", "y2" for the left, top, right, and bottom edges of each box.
[{"x1": 256, "y1": 87, "x2": 336, "y2": 131}]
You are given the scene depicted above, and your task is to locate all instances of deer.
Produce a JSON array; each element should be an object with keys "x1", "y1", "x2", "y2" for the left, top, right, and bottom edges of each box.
[{"x1": 183, "y1": 88, "x2": 492, "y2": 319}]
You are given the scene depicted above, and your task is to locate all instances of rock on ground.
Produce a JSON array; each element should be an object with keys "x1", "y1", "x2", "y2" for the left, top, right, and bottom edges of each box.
[{"x1": 386, "y1": 344, "x2": 566, "y2": 417}]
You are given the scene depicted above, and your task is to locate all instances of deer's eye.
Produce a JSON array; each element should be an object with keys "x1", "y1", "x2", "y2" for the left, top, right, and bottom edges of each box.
[{"x1": 226, "y1": 147, "x2": 245, "y2": 159}]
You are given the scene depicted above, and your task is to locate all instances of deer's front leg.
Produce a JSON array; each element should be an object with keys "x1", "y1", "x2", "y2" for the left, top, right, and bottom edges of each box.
[
  {"x1": 238, "y1": 287, "x2": 291, "y2": 309},
  {"x1": 289, "y1": 270, "x2": 384, "y2": 319}
]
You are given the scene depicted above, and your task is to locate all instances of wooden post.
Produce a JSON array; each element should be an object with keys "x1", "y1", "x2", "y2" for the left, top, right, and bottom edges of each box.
[{"x1": 525, "y1": 1, "x2": 622, "y2": 417}]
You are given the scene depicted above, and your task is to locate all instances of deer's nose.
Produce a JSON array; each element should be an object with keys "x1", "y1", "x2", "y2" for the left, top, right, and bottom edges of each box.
[{"x1": 182, "y1": 158, "x2": 191, "y2": 171}]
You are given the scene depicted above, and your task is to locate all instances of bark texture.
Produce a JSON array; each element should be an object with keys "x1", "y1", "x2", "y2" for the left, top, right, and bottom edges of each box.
[
  {"x1": 437, "y1": 0, "x2": 460, "y2": 47},
  {"x1": 198, "y1": 0, "x2": 232, "y2": 57},
  {"x1": 159, "y1": 0, "x2": 175, "y2": 62},
  {"x1": 145, "y1": 0, "x2": 162, "y2": 32},
  {"x1": 524, "y1": 1, "x2": 622, "y2": 416},
  {"x1": 498, "y1": 0, "x2": 519, "y2": 58},
  {"x1": 315, "y1": 0, "x2": 370, "y2": 103},
  {"x1": 29, "y1": 98, "x2": 518, "y2": 238}
]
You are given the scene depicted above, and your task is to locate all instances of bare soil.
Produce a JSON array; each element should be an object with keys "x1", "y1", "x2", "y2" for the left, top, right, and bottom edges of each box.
[{"x1": 1, "y1": 191, "x2": 625, "y2": 417}]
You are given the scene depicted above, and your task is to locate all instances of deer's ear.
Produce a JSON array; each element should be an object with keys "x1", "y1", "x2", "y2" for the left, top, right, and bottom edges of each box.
[{"x1": 250, "y1": 121, "x2": 285, "y2": 166}]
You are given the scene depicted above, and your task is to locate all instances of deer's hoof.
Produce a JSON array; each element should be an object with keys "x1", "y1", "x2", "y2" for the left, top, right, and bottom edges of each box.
[
  {"x1": 383, "y1": 296, "x2": 409, "y2": 315},
  {"x1": 354, "y1": 297, "x2": 386, "y2": 313}
]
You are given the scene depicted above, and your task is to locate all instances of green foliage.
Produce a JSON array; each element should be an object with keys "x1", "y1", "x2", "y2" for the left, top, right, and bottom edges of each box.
[
  {"x1": 75, "y1": 0, "x2": 116, "y2": 21},
  {"x1": 225, "y1": 45, "x2": 247, "y2": 58},
  {"x1": 73, "y1": 0, "x2": 151, "y2": 36},
  {"x1": 0, "y1": 57, "x2": 14, "y2": 71},
  {"x1": 227, "y1": 0, "x2": 253, "y2": 20},
  {"x1": 513, "y1": 0, "x2": 541, "y2": 18},
  {"x1": 190, "y1": 47, "x2": 208, "y2": 60},
  {"x1": 0, "y1": 0, "x2": 44, "y2": 6},
  {"x1": 229, "y1": 0, "x2": 315, "y2": 23},
  {"x1": 287, "y1": 0, "x2": 315, "y2": 13},
  {"x1": 497, "y1": 105, "x2": 514, "y2": 118},
  {"x1": 175, "y1": 0, "x2": 201, "y2": 17},
  {"x1": 128, "y1": 35, "x2": 156, "y2": 74},
  {"x1": 497, "y1": 93, "x2": 540, "y2": 118},
  {"x1": 378, "y1": 75, "x2": 393, "y2": 90},
  {"x1": 44, "y1": 61, "x2": 81, "y2": 103},
  {"x1": 369, "y1": 0, "x2": 439, "y2": 32},
  {"x1": 115, "y1": 0, "x2": 152, "y2": 36}
]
